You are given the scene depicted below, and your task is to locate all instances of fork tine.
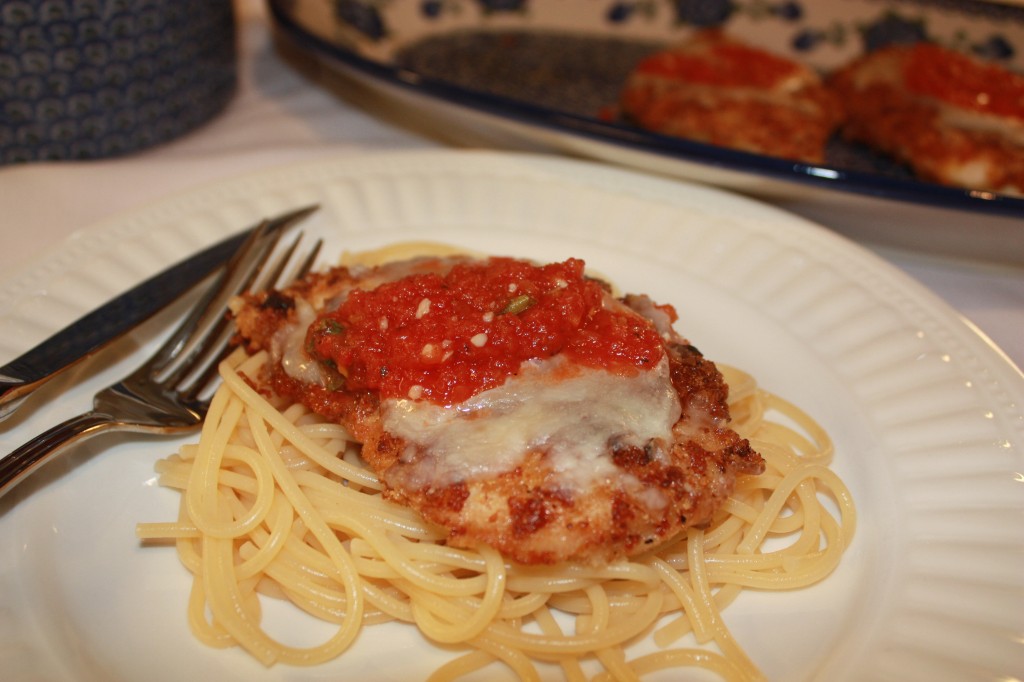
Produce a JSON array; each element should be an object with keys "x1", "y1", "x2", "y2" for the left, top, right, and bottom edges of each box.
[
  {"x1": 245, "y1": 234, "x2": 321, "y2": 293},
  {"x1": 150, "y1": 236, "x2": 294, "y2": 391},
  {"x1": 145, "y1": 211, "x2": 310, "y2": 379},
  {"x1": 248, "y1": 230, "x2": 305, "y2": 294},
  {"x1": 172, "y1": 234, "x2": 323, "y2": 402},
  {"x1": 145, "y1": 243, "x2": 276, "y2": 374},
  {"x1": 294, "y1": 238, "x2": 324, "y2": 279}
]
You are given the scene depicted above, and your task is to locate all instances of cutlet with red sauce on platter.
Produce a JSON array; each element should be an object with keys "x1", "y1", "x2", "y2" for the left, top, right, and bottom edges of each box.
[
  {"x1": 618, "y1": 29, "x2": 843, "y2": 164},
  {"x1": 829, "y1": 41, "x2": 1024, "y2": 195}
]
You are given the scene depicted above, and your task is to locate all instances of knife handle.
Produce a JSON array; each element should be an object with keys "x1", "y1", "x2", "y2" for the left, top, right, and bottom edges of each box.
[
  {"x1": 0, "y1": 411, "x2": 112, "y2": 500},
  {"x1": 0, "y1": 204, "x2": 319, "y2": 426}
]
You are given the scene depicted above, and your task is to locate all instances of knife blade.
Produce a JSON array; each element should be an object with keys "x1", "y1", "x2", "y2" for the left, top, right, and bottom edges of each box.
[{"x1": 0, "y1": 204, "x2": 319, "y2": 422}]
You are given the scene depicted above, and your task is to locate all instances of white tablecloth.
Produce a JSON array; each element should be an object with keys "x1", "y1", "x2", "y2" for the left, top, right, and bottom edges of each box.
[{"x1": 2, "y1": 0, "x2": 1022, "y2": 370}]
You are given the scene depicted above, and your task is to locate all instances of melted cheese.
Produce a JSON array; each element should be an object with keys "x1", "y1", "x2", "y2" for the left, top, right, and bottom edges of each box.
[
  {"x1": 380, "y1": 355, "x2": 682, "y2": 490},
  {"x1": 938, "y1": 106, "x2": 1024, "y2": 146},
  {"x1": 637, "y1": 74, "x2": 821, "y2": 112},
  {"x1": 274, "y1": 298, "x2": 326, "y2": 386}
]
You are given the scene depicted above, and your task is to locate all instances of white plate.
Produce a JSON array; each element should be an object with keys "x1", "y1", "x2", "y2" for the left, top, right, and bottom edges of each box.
[{"x1": 0, "y1": 150, "x2": 1021, "y2": 682}]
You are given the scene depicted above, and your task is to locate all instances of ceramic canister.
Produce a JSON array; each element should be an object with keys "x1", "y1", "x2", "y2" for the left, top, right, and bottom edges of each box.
[{"x1": 0, "y1": 0, "x2": 237, "y2": 163}]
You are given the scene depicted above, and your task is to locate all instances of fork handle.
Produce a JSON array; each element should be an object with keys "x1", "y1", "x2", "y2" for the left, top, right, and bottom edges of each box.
[{"x1": 0, "y1": 411, "x2": 112, "y2": 500}]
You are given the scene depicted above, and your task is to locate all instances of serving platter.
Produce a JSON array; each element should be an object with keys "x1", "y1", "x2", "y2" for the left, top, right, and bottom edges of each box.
[
  {"x1": 0, "y1": 150, "x2": 1021, "y2": 681},
  {"x1": 266, "y1": 0, "x2": 1024, "y2": 264}
]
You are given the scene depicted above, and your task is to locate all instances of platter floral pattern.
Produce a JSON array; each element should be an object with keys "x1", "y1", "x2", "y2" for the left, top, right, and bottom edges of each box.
[{"x1": 320, "y1": 0, "x2": 1023, "y2": 70}]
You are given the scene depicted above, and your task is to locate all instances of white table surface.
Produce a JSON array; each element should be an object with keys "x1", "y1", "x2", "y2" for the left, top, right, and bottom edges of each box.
[{"x1": 1, "y1": 0, "x2": 1022, "y2": 372}]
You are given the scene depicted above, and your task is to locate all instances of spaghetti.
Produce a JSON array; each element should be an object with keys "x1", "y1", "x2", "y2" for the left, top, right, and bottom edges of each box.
[{"x1": 137, "y1": 346, "x2": 855, "y2": 680}]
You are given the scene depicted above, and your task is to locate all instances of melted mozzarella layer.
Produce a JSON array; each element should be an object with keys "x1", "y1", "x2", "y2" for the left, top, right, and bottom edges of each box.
[
  {"x1": 275, "y1": 298, "x2": 326, "y2": 387},
  {"x1": 636, "y1": 75, "x2": 821, "y2": 112},
  {"x1": 381, "y1": 355, "x2": 682, "y2": 490}
]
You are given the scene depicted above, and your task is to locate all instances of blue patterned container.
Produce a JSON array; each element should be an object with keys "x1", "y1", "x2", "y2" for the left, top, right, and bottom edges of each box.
[{"x1": 0, "y1": 0, "x2": 237, "y2": 163}]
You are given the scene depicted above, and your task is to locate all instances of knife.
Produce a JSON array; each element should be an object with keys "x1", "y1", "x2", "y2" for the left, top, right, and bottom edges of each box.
[{"x1": 0, "y1": 204, "x2": 319, "y2": 422}]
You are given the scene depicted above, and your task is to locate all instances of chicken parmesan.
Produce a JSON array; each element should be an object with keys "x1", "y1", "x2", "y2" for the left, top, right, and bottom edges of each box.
[
  {"x1": 231, "y1": 253, "x2": 763, "y2": 566},
  {"x1": 830, "y1": 42, "x2": 1024, "y2": 194},
  {"x1": 618, "y1": 30, "x2": 843, "y2": 163}
]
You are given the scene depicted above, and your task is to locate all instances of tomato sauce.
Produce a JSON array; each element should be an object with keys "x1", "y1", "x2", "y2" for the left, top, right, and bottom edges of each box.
[
  {"x1": 308, "y1": 258, "x2": 667, "y2": 405},
  {"x1": 635, "y1": 41, "x2": 799, "y2": 89},
  {"x1": 905, "y1": 42, "x2": 1024, "y2": 120}
]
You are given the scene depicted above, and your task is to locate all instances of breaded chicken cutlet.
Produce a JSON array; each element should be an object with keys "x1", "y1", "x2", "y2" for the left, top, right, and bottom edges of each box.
[
  {"x1": 830, "y1": 42, "x2": 1024, "y2": 195},
  {"x1": 231, "y1": 254, "x2": 764, "y2": 565},
  {"x1": 619, "y1": 30, "x2": 843, "y2": 163}
]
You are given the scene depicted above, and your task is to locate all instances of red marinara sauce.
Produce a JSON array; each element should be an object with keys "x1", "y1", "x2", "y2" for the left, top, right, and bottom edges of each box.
[
  {"x1": 635, "y1": 40, "x2": 801, "y2": 90},
  {"x1": 905, "y1": 42, "x2": 1024, "y2": 121},
  {"x1": 308, "y1": 258, "x2": 670, "y2": 406}
]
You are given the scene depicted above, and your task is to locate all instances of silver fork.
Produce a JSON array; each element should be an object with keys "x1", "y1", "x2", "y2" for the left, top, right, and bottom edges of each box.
[{"x1": 0, "y1": 207, "x2": 322, "y2": 501}]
